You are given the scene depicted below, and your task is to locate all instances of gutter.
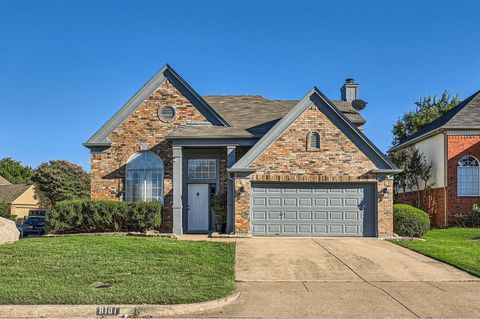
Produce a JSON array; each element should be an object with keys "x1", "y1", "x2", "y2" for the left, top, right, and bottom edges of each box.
[
  {"x1": 370, "y1": 168, "x2": 403, "y2": 174},
  {"x1": 167, "y1": 135, "x2": 260, "y2": 140},
  {"x1": 390, "y1": 128, "x2": 443, "y2": 151},
  {"x1": 227, "y1": 168, "x2": 257, "y2": 173}
]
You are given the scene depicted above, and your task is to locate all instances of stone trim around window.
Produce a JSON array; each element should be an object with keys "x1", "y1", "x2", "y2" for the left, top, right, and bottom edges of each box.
[{"x1": 306, "y1": 131, "x2": 321, "y2": 152}]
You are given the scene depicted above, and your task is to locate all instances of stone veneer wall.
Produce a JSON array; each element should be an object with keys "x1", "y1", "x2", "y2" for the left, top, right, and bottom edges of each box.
[
  {"x1": 90, "y1": 79, "x2": 210, "y2": 232},
  {"x1": 234, "y1": 104, "x2": 394, "y2": 236}
]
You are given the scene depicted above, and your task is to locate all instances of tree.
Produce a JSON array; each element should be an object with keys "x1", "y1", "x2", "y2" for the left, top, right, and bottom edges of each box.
[
  {"x1": 389, "y1": 148, "x2": 432, "y2": 209},
  {"x1": 392, "y1": 91, "x2": 461, "y2": 146},
  {"x1": 0, "y1": 157, "x2": 34, "y2": 184},
  {"x1": 0, "y1": 202, "x2": 11, "y2": 219},
  {"x1": 32, "y1": 160, "x2": 90, "y2": 205}
]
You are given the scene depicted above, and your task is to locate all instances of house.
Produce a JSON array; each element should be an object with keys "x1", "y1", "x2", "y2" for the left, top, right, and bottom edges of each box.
[
  {"x1": 84, "y1": 65, "x2": 398, "y2": 237},
  {"x1": 391, "y1": 90, "x2": 480, "y2": 227},
  {"x1": 0, "y1": 176, "x2": 40, "y2": 224}
]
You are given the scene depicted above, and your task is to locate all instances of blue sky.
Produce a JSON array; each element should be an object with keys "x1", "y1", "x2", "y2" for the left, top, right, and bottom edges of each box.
[{"x1": 1, "y1": 0, "x2": 479, "y2": 170}]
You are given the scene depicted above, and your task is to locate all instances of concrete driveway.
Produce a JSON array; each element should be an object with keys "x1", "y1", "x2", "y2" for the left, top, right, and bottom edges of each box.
[{"x1": 200, "y1": 238, "x2": 480, "y2": 319}]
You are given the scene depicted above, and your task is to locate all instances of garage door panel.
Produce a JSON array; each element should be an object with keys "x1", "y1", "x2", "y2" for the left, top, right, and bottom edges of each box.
[{"x1": 251, "y1": 183, "x2": 376, "y2": 237}]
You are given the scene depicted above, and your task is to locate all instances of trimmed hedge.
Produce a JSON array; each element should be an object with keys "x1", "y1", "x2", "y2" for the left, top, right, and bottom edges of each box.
[
  {"x1": 393, "y1": 204, "x2": 430, "y2": 237},
  {"x1": 47, "y1": 200, "x2": 162, "y2": 234}
]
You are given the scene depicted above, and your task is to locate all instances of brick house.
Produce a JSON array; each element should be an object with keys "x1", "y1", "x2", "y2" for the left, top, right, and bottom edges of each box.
[
  {"x1": 84, "y1": 65, "x2": 398, "y2": 237},
  {"x1": 391, "y1": 90, "x2": 480, "y2": 227}
]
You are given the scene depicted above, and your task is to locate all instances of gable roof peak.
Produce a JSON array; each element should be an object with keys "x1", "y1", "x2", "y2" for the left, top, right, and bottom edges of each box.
[
  {"x1": 84, "y1": 63, "x2": 228, "y2": 148},
  {"x1": 391, "y1": 89, "x2": 480, "y2": 151},
  {"x1": 231, "y1": 86, "x2": 397, "y2": 172}
]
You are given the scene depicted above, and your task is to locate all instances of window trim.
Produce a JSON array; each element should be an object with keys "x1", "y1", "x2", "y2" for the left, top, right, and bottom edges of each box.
[
  {"x1": 125, "y1": 151, "x2": 164, "y2": 203},
  {"x1": 187, "y1": 158, "x2": 217, "y2": 180},
  {"x1": 158, "y1": 105, "x2": 177, "y2": 123},
  {"x1": 457, "y1": 155, "x2": 480, "y2": 197},
  {"x1": 307, "y1": 131, "x2": 321, "y2": 152}
]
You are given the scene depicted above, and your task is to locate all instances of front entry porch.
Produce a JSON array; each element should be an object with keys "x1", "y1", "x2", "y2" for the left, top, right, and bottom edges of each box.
[{"x1": 171, "y1": 141, "x2": 252, "y2": 235}]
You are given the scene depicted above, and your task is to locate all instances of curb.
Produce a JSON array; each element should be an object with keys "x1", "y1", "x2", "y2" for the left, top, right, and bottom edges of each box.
[{"x1": 0, "y1": 291, "x2": 240, "y2": 318}]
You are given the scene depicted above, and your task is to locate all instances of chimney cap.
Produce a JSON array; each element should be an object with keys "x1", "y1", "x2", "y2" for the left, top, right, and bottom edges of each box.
[{"x1": 345, "y1": 78, "x2": 355, "y2": 84}]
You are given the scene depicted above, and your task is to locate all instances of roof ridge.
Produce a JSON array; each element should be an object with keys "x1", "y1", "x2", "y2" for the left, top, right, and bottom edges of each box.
[{"x1": 392, "y1": 90, "x2": 480, "y2": 150}]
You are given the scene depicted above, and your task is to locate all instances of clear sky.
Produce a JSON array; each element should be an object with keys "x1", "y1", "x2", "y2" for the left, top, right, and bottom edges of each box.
[{"x1": 1, "y1": 0, "x2": 479, "y2": 170}]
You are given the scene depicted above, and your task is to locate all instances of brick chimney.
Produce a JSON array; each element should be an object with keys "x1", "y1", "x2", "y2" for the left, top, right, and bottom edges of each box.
[{"x1": 340, "y1": 78, "x2": 359, "y2": 102}]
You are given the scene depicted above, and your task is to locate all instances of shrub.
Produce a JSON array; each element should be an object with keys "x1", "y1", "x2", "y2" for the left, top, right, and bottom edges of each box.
[
  {"x1": 47, "y1": 200, "x2": 162, "y2": 234},
  {"x1": 455, "y1": 213, "x2": 470, "y2": 227},
  {"x1": 472, "y1": 204, "x2": 480, "y2": 227},
  {"x1": 211, "y1": 193, "x2": 227, "y2": 224},
  {"x1": 393, "y1": 204, "x2": 430, "y2": 237}
]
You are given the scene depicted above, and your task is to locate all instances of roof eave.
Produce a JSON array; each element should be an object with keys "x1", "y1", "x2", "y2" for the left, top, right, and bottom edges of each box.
[
  {"x1": 370, "y1": 168, "x2": 403, "y2": 174},
  {"x1": 390, "y1": 128, "x2": 445, "y2": 151},
  {"x1": 83, "y1": 142, "x2": 112, "y2": 149}
]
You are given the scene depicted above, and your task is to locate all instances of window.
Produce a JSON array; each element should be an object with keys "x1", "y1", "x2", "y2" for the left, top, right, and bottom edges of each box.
[
  {"x1": 188, "y1": 159, "x2": 216, "y2": 179},
  {"x1": 457, "y1": 155, "x2": 480, "y2": 196},
  {"x1": 125, "y1": 151, "x2": 164, "y2": 202},
  {"x1": 158, "y1": 105, "x2": 176, "y2": 122},
  {"x1": 307, "y1": 132, "x2": 320, "y2": 151}
]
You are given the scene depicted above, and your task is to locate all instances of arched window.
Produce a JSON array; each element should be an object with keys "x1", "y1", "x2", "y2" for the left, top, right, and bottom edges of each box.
[
  {"x1": 457, "y1": 155, "x2": 480, "y2": 196},
  {"x1": 125, "y1": 151, "x2": 164, "y2": 202},
  {"x1": 307, "y1": 132, "x2": 320, "y2": 151}
]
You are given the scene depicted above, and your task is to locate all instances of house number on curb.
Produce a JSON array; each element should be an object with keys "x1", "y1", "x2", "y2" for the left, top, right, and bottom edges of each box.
[{"x1": 96, "y1": 306, "x2": 120, "y2": 316}]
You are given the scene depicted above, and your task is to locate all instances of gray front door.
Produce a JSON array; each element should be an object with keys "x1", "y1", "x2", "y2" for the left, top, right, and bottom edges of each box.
[
  {"x1": 251, "y1": 183, "x2": 376, "y2": 237},
  {"x1": 187, "y1": 183, "x2": 210, "y2": 232}
]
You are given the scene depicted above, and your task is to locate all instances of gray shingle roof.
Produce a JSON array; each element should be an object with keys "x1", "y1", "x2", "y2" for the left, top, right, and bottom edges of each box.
[
  {"x1": 169, "y1": 95, "x2": 367, "y2": 139},
  {"x1": 0, "y1": 184, "x2": 31, "y2": 203},
  {"x1": 393, "y1": 90, "x2": 480, "y2": 149},
  {"x1": 0, "y1": 176, "x2": 11, "y2": 185}
]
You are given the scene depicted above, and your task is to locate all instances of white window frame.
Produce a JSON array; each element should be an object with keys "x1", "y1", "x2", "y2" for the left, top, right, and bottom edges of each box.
[
  {"x1": 457, "y1": 155, "x2": 480, "y2": 196},
  {"x1": 125, "y1": 151, "x2": 164, "y2": 203},
  {"x1": 187, "y1": 159, "x2": 217, "y2": 180}
]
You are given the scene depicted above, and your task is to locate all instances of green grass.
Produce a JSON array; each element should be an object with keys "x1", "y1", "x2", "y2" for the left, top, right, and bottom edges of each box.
[
  {"x1": 394, "y1": 227, "x2": 480, "y2": 277},
  {"x1": 0, "y1": 236, "x2": 235, "y2": 304}
]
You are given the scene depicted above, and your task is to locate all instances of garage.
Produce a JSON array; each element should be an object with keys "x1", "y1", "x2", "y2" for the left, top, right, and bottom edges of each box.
[{"x1": 250, "y1": 183, "x2": 376, "y2": 237}]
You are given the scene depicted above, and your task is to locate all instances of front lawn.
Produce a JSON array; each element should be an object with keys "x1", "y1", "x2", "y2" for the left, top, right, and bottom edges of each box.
[
  {"x1": 394, "y1": 228, "x2": 480, "y2": 277},
  {"x1": 0, "y1": 236, "x2": 235, "y2": 304}
]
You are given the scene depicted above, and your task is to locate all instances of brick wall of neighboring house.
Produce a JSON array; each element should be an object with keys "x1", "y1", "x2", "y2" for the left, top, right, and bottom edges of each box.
[
  {"x1": 234, "y1": 104, "x2": 394, "y2": 236},
  {"x1": 90, "y1": 79, "x2": 211, "y2": 232},
  {"x1": 394, "y1": 187, "x2": 447, "y2": 227},
  {"x1": 446, "y1": 135, "x2": 480, "y2": 225}
]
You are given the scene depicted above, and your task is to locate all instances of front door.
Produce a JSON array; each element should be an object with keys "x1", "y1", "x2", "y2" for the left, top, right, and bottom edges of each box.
[{"x1": 187, "y1": 183, "x2": 209, "y2": 232}]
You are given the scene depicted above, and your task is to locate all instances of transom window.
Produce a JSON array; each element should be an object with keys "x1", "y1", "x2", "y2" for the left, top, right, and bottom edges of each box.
[
  {"x1": 457, "y1": 155, "x2": 480, "y2": 196},
  {"x1": 187, "y1": 159, "x2": 216, "y2": 179},
  {"x1": 125, "y1": 151, "x2": 164, "y2": 202}
]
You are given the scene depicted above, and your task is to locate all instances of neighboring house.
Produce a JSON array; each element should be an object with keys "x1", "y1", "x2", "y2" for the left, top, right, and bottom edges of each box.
[
  {"x1": 391, "y1": 91, "x2": 480, "y2": 227},
  {"x1": 0, "y1": 176, "x2": 40, "y2": 224},
  {"x1": 84, "y1": 64, "x2": 398, "y2": 237}
]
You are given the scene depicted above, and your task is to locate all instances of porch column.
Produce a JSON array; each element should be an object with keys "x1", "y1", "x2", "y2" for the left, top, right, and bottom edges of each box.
[
  {"x1": 172, "y1": 146, "x2": 183, "y2": 235},
  {"x1": 226, "y1": 146, "x2": 236, "y2": 233}
]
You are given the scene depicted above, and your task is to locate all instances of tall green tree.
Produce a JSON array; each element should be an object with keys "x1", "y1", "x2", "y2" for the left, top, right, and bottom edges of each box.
[
  {"x1": 392, "y1": 91, "x2": 461, "y2": 146},
  {"x1": 32, "y1": 160, "x2": 90, "y2": 205},
  {"x1": 389, "y1": 148, "x2": 432, "y2": 209},
  {"x1": 0, "y1": 157, "x2": 34, "y2": 184}
]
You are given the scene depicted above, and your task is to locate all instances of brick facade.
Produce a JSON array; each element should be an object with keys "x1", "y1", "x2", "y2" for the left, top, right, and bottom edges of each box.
[
  {"x1": 90, "y1": 79, "x2": 211, "y2": 231},
  {"x1": 395, "y1": 135, "x2": 480, "y2": 227},
  {"x1": 395, "y1": 187, "x2": 447, "y2": 227},
  {"x1": 446, "y1": 135, "x2": 480, "y2": 224},
  {"x1": 90, "y1": 79, "x2": 394, "y2": 236},
  {"x1": 234, "y1": 104, "x2": 394, "y2": 236}
]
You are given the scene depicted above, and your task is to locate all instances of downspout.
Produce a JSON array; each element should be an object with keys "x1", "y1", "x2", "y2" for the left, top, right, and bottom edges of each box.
[{"x1": 443, "y1": 131, "x2": 448, "y2": 227}]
